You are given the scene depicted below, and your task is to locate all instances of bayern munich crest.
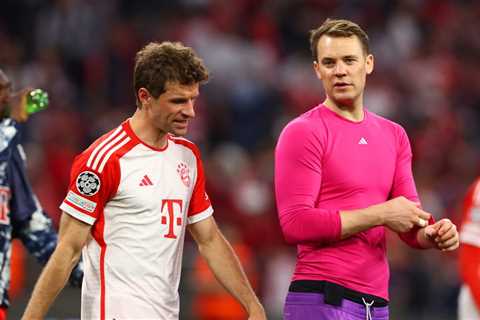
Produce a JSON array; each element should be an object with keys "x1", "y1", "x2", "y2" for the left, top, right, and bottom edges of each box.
[
  {"x1": 177, "y1": 162, "x2": 191, "y2": 188},
  {"x1": 76, "y1": 171, "x2": 101, "y2": 196}
]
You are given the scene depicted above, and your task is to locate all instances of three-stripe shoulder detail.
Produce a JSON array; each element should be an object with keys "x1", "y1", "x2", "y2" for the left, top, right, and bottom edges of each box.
[{"x1": 86, "y1": 126, "x2": 132, "y2": 173}]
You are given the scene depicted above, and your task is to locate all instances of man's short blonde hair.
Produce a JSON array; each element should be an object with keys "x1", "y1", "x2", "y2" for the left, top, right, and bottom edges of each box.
[{"x1": 309, "y1": 18, "x2": 370, "y2": 61}]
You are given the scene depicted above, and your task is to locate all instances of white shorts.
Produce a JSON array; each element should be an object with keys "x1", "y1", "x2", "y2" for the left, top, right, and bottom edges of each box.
[{"x1": 458, "y1": 285, "x2": 480, "y2": 320}]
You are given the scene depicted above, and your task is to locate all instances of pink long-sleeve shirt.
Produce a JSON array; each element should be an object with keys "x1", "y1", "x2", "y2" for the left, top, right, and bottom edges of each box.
[{"x1": 275, "y1": 104, "x2": 424, "y2": 300}]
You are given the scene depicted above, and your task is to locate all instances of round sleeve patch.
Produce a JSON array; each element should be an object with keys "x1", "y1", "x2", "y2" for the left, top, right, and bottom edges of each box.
[{"x1": 76, "y1": 171, "x2": 101, "y2": 196}]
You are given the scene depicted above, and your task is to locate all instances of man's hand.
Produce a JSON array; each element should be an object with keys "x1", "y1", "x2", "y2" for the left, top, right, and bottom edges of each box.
[
  {"x1": 378, "y1": 196, "x2": 431, "y2": 232},
  {"x1": 8, "y1": 88, "x2": 32, "y2": 122},
  {"x1": 424, "y1": 218, "x2": 459, "y2": 251}
]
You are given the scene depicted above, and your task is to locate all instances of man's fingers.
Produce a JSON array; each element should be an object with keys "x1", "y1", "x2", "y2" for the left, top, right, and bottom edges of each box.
[
  {"x1": 414, "y1": 208, "x2": 431, "y2": 228},
  {"x1": 424, "y1": 225, "x2": 437, "y2": 237},
  {"x1": 437, "y1": 236, "x2": 459, "y2": 251},
  {"x1": 417, "y1": 217, "x2": 428, "y2": 228},
  {"x1": 431, "y1": 219, "x2": 459, "y2": 251},
  {"x1": 437, "y1": 219, "x2": 453, "y2": 236},
  {"x1": 414, "y1": 207, "x2": 431, "y2": 221},
  {"x1": 12, "y1": 87, "x2": 34, "y2": 96},
  {"x1": 437, "y1": 225, "x2": 457, "y2": 242}
]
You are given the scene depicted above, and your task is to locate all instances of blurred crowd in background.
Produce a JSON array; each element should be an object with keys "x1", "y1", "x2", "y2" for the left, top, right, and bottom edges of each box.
[{"x1": 2, "y1": 0, "x2": 480, "y2": 319}]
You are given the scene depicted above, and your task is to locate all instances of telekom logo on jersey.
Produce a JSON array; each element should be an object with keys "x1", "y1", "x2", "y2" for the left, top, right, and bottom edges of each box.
[{"x1": 161, "y1": 199, "x2": 183, "y2": 239}]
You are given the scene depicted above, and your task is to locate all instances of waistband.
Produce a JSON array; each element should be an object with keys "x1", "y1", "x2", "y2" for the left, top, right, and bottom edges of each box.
[
  {"x1": 289, "y1": 280, "x2": 389, "y2": 308},
  {"x1": 285, "y1": 292, "x2": 390, "y2": 319}
]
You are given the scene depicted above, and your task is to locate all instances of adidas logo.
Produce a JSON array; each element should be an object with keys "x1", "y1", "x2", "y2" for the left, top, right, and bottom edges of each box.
[
  {"x1": 358, "y1": 137, "x2": 368, "y2": 145},
  {"x1": 139, "y1": 175, "x2": 153, "y2": 186}
]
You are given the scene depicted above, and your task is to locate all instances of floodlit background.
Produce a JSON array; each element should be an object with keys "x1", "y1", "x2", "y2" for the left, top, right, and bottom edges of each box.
[{"x1": 2, "y1": 0, "x2": 479, "y2": 319}]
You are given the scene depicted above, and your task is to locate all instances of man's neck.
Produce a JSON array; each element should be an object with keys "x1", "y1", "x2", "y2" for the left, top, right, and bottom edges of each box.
[
  {"x1": 323, "y1": 98, "x2": 364, "y2": 122},
  {"x1": 130, "y1": 109, "x2": 168, "y2": 149}
]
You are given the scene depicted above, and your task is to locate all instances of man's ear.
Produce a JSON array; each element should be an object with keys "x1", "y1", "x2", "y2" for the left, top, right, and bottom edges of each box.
[
  {"x1": 313, "y1": 61, "x2": 323, "y2": 80},
  {"x1": 137, "y1": 88, "x2": 151, "y2": 107},
  {"x1": 366, "y1": 54, "x2": 374, "y2": 75}
]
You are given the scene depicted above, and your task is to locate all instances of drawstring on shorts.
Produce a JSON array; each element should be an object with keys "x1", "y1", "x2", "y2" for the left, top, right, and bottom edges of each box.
[{"x1": 362, "y1": 297, "x2": 374, "y2": 320}]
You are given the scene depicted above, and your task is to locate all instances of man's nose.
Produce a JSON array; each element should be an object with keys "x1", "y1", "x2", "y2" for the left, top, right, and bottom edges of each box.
[
  {"x1": 334, "y1": 62, "x2": 347, "y2": 76},
  {"x1": 183, "y1": 100, "x2": 195, "y2": 118}
]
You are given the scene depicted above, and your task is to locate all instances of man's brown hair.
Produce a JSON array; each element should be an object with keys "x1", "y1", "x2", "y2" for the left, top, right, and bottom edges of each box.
[
  {"x1": 309, "y1": 18, "x2": 370, "y2": 61},
  {"x1": 133, "y1": 41, "x2": 209, "y2": 107}
]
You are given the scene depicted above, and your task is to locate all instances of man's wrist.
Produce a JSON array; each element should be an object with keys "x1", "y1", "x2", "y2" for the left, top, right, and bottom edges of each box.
[
  {"x1": 416, "y1": 227, "x2": 436, "y2": 249},
  {"x1": 365, "y1": 203, "x2": 385, "y2": 226}
]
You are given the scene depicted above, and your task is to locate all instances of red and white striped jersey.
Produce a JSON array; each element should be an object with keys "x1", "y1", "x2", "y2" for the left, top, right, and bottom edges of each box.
[{"x1": 60, "y1": 119, "x2": 213, "y2": 320}]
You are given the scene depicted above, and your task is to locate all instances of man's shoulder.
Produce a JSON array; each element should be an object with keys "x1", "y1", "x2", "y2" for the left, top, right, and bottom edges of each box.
[
  {"x1": 81, "y1": 125, "x2": 121, "y2": 156},
  {"x1": 282, "y1": 105, "x2": 326, "y2": 136},
  {"x1": 168, "y1": 135, "x2": 201, "y2": 157},
  {"x1": 367, "y1": 110, "x2": 406, "y2": 133},
  {"x1": 75, "y1": 121, "x2": 134, "y2": 173},
  {"x1": 299, "y1": 104, "x2": 325, "y2": 121}
]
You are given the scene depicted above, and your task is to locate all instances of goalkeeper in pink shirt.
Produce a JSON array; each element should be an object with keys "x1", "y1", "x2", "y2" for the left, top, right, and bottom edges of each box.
[{"x1": 275, "y1": 18, "x2": 459, "y2": 320}]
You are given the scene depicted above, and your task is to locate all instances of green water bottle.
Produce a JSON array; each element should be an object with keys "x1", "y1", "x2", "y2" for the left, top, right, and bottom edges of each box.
[{"x1": 26, "y1": 89, "x2": 49, "y2": 114}]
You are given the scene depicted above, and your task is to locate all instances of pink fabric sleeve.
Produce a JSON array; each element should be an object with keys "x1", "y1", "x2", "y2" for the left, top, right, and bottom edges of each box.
[
  {"x1": 275, "y1": 120, "x2": 341, "y2": 245},
  {"x1": 391, "y1": 125, "x2": 434, "y2": 248}
]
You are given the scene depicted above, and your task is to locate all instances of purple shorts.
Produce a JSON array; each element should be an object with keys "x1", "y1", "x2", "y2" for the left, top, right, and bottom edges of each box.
[{"x1": 284, "y1": 292, "x2": 389, "y2": 320}]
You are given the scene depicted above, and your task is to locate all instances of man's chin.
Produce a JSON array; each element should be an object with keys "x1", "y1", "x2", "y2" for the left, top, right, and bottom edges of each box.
[
  {"x1": 331, "y1": 95, "x2": 356, "y2": 107},
  {"x1": 332, "y1": 92, "x2": 354, "y2": 100},
  {"x1": 170, "y1": 129, "x2": 188, "y2": 137}
]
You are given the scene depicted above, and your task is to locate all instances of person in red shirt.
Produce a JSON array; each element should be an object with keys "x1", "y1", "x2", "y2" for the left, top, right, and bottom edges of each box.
[{"x1": 458, "y1": 178, "x2": 480, "y2": 319}]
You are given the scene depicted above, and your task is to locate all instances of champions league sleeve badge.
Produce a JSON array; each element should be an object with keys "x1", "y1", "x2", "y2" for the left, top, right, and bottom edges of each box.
[{"x1": 76, "y1": 171, "x2": 101, "y2": 196}]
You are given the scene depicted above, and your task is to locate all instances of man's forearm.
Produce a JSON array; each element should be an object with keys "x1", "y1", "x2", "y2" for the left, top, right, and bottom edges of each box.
[
  {"x1": 22, "y1": 244, "x2": 80, "y2": 319},
  {"x1": 198, "y1": 232, "x2": 264, "y2": 316},
  {"x1": 341, "y1": 197, "x2": 433, "y2": 241},
  {"x1": 339, "y1": 205, "x2": 384, "y2": 239}
]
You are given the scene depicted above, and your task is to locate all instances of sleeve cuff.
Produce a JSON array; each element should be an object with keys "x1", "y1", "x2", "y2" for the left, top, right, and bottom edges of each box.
[
  {"x1": 60, "y1": 202, "x2": 96, "y2": 225},
  {"x1": 188, "y1": 206, "x2": 213, "y2": 225}
]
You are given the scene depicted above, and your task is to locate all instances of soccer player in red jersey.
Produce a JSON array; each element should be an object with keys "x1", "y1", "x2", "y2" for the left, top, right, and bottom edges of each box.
[
  {"x1": 458, "y1": 178, "x2": 480, "y2": 319},
  {"x1": 22, "y1": 42, "x2": 266, "y2": 320}
]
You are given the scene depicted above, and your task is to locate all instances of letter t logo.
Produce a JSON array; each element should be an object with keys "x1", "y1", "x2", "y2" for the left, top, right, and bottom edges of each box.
[{"x1": 161, "y1": 199, "x2": 183, "y2": 239}]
